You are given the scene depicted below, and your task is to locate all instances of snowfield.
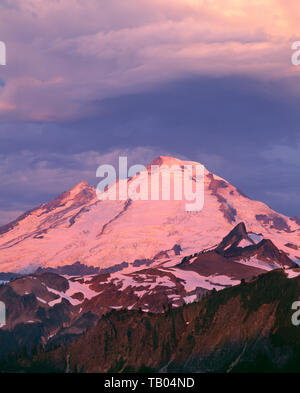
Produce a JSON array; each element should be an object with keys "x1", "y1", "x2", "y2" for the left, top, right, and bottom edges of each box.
[{"x1": 0, "y1": 156, "x2": 299, "y2": 273}]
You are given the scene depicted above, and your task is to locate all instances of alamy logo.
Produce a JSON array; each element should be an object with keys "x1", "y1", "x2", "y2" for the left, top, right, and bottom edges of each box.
[
  {"x1": 291, "y1": 41, "x2": 300, "y2": 66},
  {"x1": 0, "y1": 41, "x2": 6, "y2": 66},
  {"x1": 0, "y1": 301, "x2": 6, "y2": 327},
  {"x1": 291, "y1": 301, "x2": 300, "y2": 326},
  {"x1": 96, "y1": 157, "x2": 205, "y2": 212}
]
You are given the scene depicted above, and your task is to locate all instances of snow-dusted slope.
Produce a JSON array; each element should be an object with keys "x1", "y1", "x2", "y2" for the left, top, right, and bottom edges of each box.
[
  {"x1": 0, "y1": 156, "x2": 300, "y2": 273},
  {"x1": 0, "y1": 222, "x2": 299, "y2": 344}
]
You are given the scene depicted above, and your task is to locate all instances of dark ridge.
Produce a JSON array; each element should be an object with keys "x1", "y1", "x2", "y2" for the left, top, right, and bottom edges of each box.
[
  {"x1": 172, "y1": 244, "x2": 182, "y2": 255},
  {"x1": 180, "y1": 222, "x2": 296, "y2": 271},
  {"x1": 291, "y1": 216, "x2": 300, "y2": 226},
  {"x1": 69, "y1": 206, "x2": 90, "y2": 227},
  {"x1": 98, "y1": 199, "x2": 132, "y2": 237},
  {"x1": 13, "y1": 269, "x2": 300, "y2": 373},
  {"x1": 207, "y1": 173, "x2": 228, "y2": 193},
  {"x1": 220, "y1": 203, "x2": 237, "y2": 225},
  {"x1": 99, "y1": 262, "x2": 129, "y2": 274},
  {"x1": 36, "y1": 261, "x2": 131, "y2": 277},
  {"x1": 216, "y1": 222, "x2": 249, "y2": 252},
  {"x1": 34, "y1": 272, "x2": 70, "y2": 292},
  {"x1": 178, "y1": 250, "x2": 266, "y2": 280},
  {"x1": 132, "y1": 259, "x2": 152, "y2": 268},
  {"x1": 224, "y1": 238, "x2": 296, "y2": 268},
  {"x1": 35, "y1": 262, "x2": 101, "y2": 276},
  {"x1": 285, "y1": 243, "x2": 299, "y2": 250},
  {"x1": 0, "y1": 272, "x2": 22, "y2": 282},
  {"x1": 207, "y1": 173, "x2": 236, "y2": 224},
  {"x1": 0, "y1": 208, "x2": 37, "y2": 236},
  {"x1": 256, "y1": 214, "x2": 291, "y2": 232},
  {"x1": 0, "y1": 182, "x2": 95, "y2": 236},
  {"x1": 235, "y1": 187, "x2": 252, "y2": 199},
  {"x1": 153, "y1": 250, "x2": 169, "y2": 260}
]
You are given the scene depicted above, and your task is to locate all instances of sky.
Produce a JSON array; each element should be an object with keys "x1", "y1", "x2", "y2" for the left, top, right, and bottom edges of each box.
[{"x1": 0, "y1": 0, "x2": 300, "y2": 224}]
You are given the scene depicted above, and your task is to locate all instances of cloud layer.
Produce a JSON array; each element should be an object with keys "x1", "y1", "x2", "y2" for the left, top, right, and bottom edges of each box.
[
  {"x1": 0, "y1": 0, "x2": 299, "y2": 121},
  {"x1": 0, "y1": 1, "x2": 300, "y2": 224}
]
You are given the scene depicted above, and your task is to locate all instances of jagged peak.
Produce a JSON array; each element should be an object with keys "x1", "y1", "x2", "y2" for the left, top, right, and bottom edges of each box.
[
  {"x1": 232, "y1": 222, "x2": 248, "y2": 236},
  {"x1": 70, "y1": 180, "x2": 93, "y2": 191},
  {"x1": 150, "y1": 156, "x2": 184, "y2": 166},
  {"x1": 222, "y1": 221, "x2": 248, "y2": 240},
  {"x1": 68, "y1": 180, "x2": 95, "y2": 197},
  {"x1": 216, "y1": 222, "x2": 252, "y2": 251},
  {"x1": 213, "y1": 223, "x2": 296, "y2": 268}
]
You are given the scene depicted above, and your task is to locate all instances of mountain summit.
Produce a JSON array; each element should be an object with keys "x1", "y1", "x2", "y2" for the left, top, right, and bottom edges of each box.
[
  {"x1": 149, "y1": 155, "x2": 199, "y2": 167},
  {"x1": 0, "y1": 156, "x2": 299, "y2": 273}
]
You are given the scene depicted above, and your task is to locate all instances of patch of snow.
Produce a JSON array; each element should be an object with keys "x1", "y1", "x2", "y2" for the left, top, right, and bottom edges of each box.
[
  {"x1": 184, "y1": 295, "x2": 197, "y2": 304},
  {"x1": 169, "y1": 269, "x2": 237, "y2": 291},
  {"x1": 47, "y1": 287, "x2": 81, "y2": 306},
  {"x1": 233, "y1": 257, "x2": 277, "y2": 271},
  {"x1": 239, "y1": 238, "x2": 253, "y2": 248},
  {"x1": 66, "y1": 278, "x2": 99, "y2": 300},
  {"x1": 286, "y1": 269, "x2": 300, "y2": 279},
  {"x1": 207, "y1": 275, "x2": 240, "y2": 286},
  {"x1": 37, "y1": 297, "x2": 48, "y2": 304},
  {"x1": 248, "y1": 233, "x2": 263, "y2": 244}
]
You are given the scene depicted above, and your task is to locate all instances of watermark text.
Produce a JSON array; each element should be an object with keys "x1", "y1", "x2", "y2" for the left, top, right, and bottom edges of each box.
[
  {"x1": 96, "y1": 157, "x2": 204, "y2": 212},
  {"x1": 0, "y1": 41, "x2": 6, "y2": 66},
  {"x1": 0, "y1": 301, "x2": 6, "y2": 327},
  {"x1": 291, "y1": 301, "x2": 300, "y2": 326},
  {"x1": 291, "y1": 41, "x2": 300, "y2": 66}
]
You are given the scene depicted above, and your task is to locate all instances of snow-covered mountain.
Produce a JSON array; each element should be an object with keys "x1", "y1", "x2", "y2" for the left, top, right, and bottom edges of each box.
[{"x1": 0, "y1": 156, "x2": 300, "y2": 273}]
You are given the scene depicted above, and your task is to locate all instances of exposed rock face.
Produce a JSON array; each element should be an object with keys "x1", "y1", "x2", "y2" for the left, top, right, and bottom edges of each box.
[
  {"x1": 285, "y1": 243, "x2": 299, "y2": 250},
  {"x1": 216, "y1": 222, "x2": 251, "y2": 251},
  {"x1": 36, "y1": 262, "x2": 101, "y2": 276},
  {"x1": 178, "y1": 251, "x2": 265, "y2": 281},
  {"x1": 223, "y1": 238, "x2": 295, "y2": 268},
  {"x1": 178, "y1": 223, "x2": 296, "y2": 281},
  {"x1": 0, "y1": 272, "x2": 21, "y2": 282},
  {"x1": 214, "y1": 222, "x2": 296, "y2": 269},
  {"x1": 255, "y1": 214, "x2": 291, "y2": 232},
  {"x1": 291, "y1": 216, "x2": 300, "y2": 226},
  {"x1": 207, "y1": 173, "x2": 237, "y2": 224}
]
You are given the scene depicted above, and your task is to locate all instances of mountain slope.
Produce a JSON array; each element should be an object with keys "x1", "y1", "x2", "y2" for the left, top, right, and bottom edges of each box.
[
  {"x1": 0, "y1": 156, "x2": 299, "y2": 273},
  {"x1": 0, "y1": 223, "x2": 297, "y2": 361},
  {"x1": 11, "y1": 268, "x2": 300, "y2": 373}
]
